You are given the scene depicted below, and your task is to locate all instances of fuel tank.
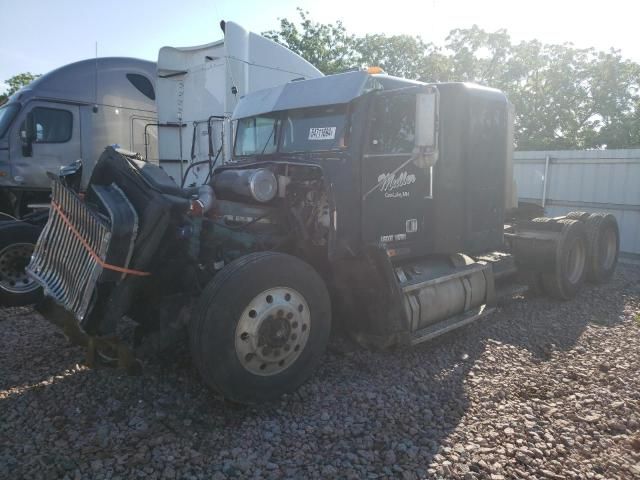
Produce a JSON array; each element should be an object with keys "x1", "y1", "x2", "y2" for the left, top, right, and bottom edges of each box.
[{"x1": 394, "y1": 254, "x2": 493, "y2": 336}]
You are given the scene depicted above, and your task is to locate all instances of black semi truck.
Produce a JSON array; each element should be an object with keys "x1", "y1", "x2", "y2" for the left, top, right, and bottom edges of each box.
[{"x1": 27, "y1": 71, "x2": 619, "y2": 403}]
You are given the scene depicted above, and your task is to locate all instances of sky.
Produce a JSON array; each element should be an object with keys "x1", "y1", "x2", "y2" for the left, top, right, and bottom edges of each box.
[{"x1": 1, "y1": 0, "x2": 638, "y2": 86}]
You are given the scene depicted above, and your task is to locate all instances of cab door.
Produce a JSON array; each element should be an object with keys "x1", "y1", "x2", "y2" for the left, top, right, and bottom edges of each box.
[
  {"x1": 361, "y1": 87, "x2": 438, "y2": 257},
  {"x1": 11, "y1": 102, "x2": 81, "y2": 190}
]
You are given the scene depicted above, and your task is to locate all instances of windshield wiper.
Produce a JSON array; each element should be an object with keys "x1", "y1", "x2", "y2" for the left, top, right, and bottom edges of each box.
[{"x1": 259, "y1": 121, "x2": 278, "y2": 156}]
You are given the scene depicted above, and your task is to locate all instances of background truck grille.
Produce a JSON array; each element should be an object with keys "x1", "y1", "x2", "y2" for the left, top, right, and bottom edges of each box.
[{"x1": 28, "y1": 181, "x2": 112, "y2": 322}]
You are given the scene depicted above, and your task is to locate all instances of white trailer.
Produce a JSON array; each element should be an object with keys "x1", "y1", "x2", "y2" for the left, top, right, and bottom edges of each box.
[{"x1": 155, "y1": 21, "x2": 322, "y2": 185}]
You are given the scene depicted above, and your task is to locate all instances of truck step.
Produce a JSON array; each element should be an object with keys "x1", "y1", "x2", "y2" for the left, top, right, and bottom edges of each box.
[{"x1": 408, "y1": 304, "x2": 494, "y2": 346}]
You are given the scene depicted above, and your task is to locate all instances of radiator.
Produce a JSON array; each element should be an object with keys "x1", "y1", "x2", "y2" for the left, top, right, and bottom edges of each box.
[{"x1": 27, "y1": 180, "x2": 138, "y2": 323}]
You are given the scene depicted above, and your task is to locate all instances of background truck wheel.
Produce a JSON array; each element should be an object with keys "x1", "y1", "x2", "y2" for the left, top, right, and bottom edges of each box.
[
  {"x1": 189, "y1": 252, "x2": 331, "y2": 404},
  {"x1": 584, "y1": 213, "x2": 619, "y2": 283},
  {"x1": 541, "y1": 219, "x2": 588, "y2": 300},
  {"x1": 0, "y1": 222, "x2": 43, "y2": 306}
]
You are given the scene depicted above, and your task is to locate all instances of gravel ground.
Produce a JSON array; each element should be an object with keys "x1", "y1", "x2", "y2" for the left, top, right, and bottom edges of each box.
[{"x1": 1, "y1": 265, "x2": 640, "y2": 480}]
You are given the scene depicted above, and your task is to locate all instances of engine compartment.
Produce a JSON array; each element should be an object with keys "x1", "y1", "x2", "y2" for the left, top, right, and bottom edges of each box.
[{"x1": 197, "y1": 162, "x2": 331, "y2": 271}]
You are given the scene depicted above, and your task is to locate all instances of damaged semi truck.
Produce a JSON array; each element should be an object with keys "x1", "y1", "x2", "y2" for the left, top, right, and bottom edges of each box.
[{"x1": 27, "y1": 70, "x2": 620, "y2": 403}]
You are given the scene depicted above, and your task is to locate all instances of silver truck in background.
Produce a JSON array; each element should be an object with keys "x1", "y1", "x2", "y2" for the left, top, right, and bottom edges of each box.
[
  {"x1": 0, "y1": 57, "x2": 157, "y2": 306},
  {"x1": 0, "y1": 57, "x2": 158, "y2": 217}
]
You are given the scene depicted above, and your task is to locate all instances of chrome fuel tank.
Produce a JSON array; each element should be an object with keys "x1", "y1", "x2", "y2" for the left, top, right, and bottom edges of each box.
[{"x1": 394, "y1": 254, "x2": 494, "y2": 341}]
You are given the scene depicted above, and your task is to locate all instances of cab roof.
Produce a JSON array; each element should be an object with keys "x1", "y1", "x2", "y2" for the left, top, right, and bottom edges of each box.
[
  {"x1": 231, "y1": 71, "x2": 424, "y2": 120},
  {"x1": 9, "y1": 57, "x2": 157, "y2": 112}
]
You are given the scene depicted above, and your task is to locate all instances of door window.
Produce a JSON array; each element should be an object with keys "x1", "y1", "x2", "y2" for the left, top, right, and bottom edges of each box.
[
  {"x1": 368, "y1": 94, "x2": 415, "y2": 154},
  {"x1": 28, "y1": 107, "x2": 73, "y2": 143}
]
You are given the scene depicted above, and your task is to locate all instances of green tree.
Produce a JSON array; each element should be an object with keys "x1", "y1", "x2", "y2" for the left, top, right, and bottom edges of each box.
[
  {"x1": 263, "y1": 8, "x2": 358, "y2": 74},
  {"x1": 357, "y1": 34, "x2": 451, "y2": 82},
  {"x1": 444, "y1": 26, "x2": 640, "y2": 149},
  {"x1": 0, "y1": 72, "x2": 40, "y2": 105},
  {"x1": 264, "y1": 11, "x2": 640, "y2": 149}
]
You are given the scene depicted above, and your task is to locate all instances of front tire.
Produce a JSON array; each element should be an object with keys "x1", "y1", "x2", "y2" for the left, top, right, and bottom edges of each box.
[{"x1": 189, "y1": 252, "x2": 331, "y2": 404}]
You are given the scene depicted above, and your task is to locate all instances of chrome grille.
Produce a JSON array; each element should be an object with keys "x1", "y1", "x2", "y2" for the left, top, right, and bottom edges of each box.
[{"x1": 27, "y1": 181, "x2": 111, "y2": 322}]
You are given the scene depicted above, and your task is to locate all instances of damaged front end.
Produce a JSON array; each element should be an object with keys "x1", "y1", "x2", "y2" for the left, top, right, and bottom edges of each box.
[
  {"x1": 28, "y1": 147, "x2": 197, "y2": 361},
  {"x1": 27, "y1": 147, "x2": 333, "y2": 367}
]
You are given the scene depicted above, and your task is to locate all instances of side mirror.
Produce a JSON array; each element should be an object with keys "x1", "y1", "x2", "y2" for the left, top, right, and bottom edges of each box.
[
  {"x1": 20, "y1": 112, "x2": 35, "y2": 157},
  {"x1": 415, "y1": 90, "x2": 438, "y2": 150}
]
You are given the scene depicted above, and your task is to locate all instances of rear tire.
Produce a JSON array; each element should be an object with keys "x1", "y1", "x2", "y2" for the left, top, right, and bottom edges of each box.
[
  {"x1": 0, "y1": 222, "x2": 43, "y2": 307},
  {"x1": 584, "y1": 213, "x2": 619, "y2": 283},
  {"x1": 565, "y1": 211, "x2": 590, "y2": 222},
  {"x1": 189, "y1": 252, "x2": 331, "y2": 404},
  {"x1": 541, "y1": 219, "x2": 588, "y2": 300}
]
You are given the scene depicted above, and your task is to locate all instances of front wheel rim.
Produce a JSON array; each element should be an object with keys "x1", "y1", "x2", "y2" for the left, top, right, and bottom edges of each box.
[
  {"x1": 0, "y1": 243, "x2": 38, "y2": 295},
  {"x1": 235, "y1": 287, "x2": 311, "y2": 376}
]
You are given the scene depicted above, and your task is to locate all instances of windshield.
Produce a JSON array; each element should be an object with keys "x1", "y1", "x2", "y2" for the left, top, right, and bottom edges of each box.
[
  {"x1": 281, "y1": 106, "x2": 346, "y2": 153},
  {"x1": 0, "y1": 103, "x2": 19, "y2": 138},
  {"x1": 234, "y1": 115, "x2": 280, "y2": 156},
  {"x1": 233, "y1": 105, "x2": 348, "y2": 157}
]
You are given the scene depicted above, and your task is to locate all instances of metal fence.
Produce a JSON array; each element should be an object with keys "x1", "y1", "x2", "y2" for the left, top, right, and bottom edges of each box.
[{"x1": 514, "y1": 149, "x2": 640, "y2": 260}]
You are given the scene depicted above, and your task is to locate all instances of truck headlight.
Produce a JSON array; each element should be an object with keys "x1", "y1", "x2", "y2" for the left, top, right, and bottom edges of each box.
[{"x1": 248, "y1": 169, "x2": 277, "y2": 203}]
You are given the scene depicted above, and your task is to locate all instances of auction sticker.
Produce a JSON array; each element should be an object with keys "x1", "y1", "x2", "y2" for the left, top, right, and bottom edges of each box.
[{"x1": 308, "y1": 127, "x2": 336, "y2": 140}]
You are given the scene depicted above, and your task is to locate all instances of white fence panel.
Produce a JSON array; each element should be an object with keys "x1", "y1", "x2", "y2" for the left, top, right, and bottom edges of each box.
[{"x1": 514, "y1": 149, "x2": 640, "y2": 258}]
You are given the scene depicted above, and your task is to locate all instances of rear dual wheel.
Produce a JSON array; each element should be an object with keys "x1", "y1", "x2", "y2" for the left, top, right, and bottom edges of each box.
[
  {"x1": 534, "y1": 212, "x2": 620, "y2": 300},
  {"x1": 584, "y1": 213, "x2": 619, "y2": 283},
  {"x1": 189, "y1": 252, "x2": 331, "y2": 404},
  {"x1": 540, "y1": 219, "x2": 588, "y2": 300},
  {"x1": 565, "y1": 211, "x2": 619, "y2": 283}
]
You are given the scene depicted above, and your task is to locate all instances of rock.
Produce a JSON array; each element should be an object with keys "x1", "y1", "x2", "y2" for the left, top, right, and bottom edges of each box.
[
  {"x1": 322, "y1": 465, "x2": 338, "y2": 476},
  {"x1": 383, "y1": 450, "x2": 397, "y2": 465}
]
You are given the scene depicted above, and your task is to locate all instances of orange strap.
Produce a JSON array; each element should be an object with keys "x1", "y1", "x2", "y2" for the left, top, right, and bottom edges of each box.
[{"x1": 51, "y1": 200, "x2": 151, "y2": 277}]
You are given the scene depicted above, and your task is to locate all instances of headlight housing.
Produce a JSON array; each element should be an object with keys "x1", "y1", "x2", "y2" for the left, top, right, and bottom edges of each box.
[{"x1": 248, "y1": 169, "x2": 277, "y2": 203}]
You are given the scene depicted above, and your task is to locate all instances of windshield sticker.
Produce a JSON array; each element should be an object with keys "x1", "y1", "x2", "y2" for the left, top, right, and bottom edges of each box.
[{"x1": 308, "y1": 127, "x2": 336, "y2": 140}]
